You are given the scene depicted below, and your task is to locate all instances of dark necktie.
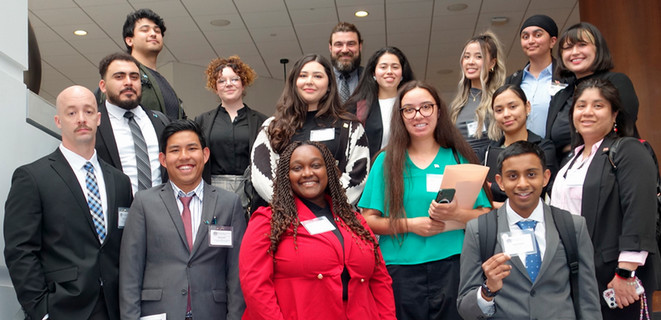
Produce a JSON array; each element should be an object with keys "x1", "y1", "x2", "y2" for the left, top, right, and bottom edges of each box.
[
  {"x1": 84, "y1": 162, "x2": 106, "y2": 242},
  {"x1": 123, "y1": 111, "x2": 152, "y2": 190},
  {"x1": 516, "y1": 220, "x2": 542, "y2": 282},
  {"x1": 339, "y1": 73, "x2": 351, "y2": 102}
]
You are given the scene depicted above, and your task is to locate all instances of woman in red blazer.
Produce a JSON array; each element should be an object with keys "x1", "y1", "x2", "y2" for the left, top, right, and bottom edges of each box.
[{"x1": 239, "y1": 141, "x2": 396, "y2": 320}]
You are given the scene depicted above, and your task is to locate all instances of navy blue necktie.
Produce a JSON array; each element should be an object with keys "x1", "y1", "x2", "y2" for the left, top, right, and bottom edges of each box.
[{"x1": 516, "y1": 220, "x2": 541, "y2": 282}]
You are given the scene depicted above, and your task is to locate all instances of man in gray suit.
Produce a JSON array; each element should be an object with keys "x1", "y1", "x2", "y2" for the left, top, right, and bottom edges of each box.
[
  {"x1": 119, "y1": 119, "x2": 246, "y2": 319},
  {"x1": 457, "y1": 141, "x2": 600, "y2": 319}
]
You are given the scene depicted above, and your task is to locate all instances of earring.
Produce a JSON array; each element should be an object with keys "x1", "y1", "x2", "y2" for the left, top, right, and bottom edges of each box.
[
  {"x1": 613, "y1": 122, "x2": 618, "y2": 133},
  {"x1": 490, "y1": 67, "x2": 494, "y2": 72},
  {"x1": 373, "y1": 76, "x2": 377, "y2": 81}
]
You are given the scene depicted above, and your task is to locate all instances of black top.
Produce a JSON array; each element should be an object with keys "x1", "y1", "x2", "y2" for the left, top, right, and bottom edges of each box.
[
  {"x1": 146, "y1": 66, "x2": 181, "y2": 121},
  {"x1": 292, "y1": 112, "x2": 342, "y2": 160},
  {"x1": 209, "y1": 106, "x2": 251, "y2": 175}
]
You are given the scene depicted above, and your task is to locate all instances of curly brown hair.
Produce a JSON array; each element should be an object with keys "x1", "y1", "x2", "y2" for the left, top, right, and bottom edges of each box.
[
  {"x1": 205, "y1": 55, "x2": 257, "y2": 94},
  {"x1": 268, "y1": 141, "x2": 380, "y2": 262}
]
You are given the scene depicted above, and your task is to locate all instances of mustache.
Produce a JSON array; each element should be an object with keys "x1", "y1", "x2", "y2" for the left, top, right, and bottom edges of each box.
[
  {"x1": 75, "y1": 125, "x2": 92, "y2": 132},
  {"x1": 120, "y1": 88, "x2": 137, "y2": 95}
]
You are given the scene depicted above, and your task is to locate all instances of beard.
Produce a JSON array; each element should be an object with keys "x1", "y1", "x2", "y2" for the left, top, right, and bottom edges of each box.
[
  {"x1": 107, "y1": 88, "x2": 141, "y2": 110},
  {"x1": 331, "y1": 52, "x2": 361, "y2": 73}
]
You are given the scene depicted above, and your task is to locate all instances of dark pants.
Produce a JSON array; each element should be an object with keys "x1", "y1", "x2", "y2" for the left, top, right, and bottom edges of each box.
[
  {"x1": 387, "y1": 254, "x2": 461, "y2": 320},
  {"x1": 88, "y1": 289, "x2": 109, "y2": 320}
]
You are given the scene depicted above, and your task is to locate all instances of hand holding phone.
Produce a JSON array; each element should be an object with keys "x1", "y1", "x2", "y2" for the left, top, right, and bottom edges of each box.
[
  {"x1": 602, "y1": 277, "x2": 645, "y2": 309},
  {"x1": 435, "y1": 188, "x2": 456, "y2": 204}
]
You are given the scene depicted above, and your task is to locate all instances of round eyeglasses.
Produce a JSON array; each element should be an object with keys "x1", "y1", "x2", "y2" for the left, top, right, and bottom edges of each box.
[
  {"x1": 400, "y1": 103, "x2": 435, "y2": 119},
  {"x1": 217, "y1": 77, "x2": 241, "y2": 88}
]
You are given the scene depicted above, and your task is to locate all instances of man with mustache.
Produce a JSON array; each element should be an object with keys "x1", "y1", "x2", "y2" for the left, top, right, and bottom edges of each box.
[
  {"x1": 96, "y1": 52, "x2": 170, "y2": 195},
  {"x1": 328, "y1": 22, "x2": 364, "y2": 102},
  {"x1": 4, "y1": 86, "x2": 133, "y2": 319}
]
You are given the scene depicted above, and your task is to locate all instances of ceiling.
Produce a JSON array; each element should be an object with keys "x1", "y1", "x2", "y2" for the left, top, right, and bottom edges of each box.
[{"x1": 28, "y1": 0, "x2": 580, "y2": 104}]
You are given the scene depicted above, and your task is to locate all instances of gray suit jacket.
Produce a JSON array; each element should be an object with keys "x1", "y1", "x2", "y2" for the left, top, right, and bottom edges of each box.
[
  {"x1": 119, "y1": 182, "x2": 246, "y2": 320},
  {"x1": 457, "y1": 204, "x2": 601, "y2": 319}
]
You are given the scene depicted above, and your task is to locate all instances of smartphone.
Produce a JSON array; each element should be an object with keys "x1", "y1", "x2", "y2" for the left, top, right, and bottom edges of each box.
[
  {"x1": 435, "y1": 188, "x2": 456, "y2": 204},
  {"x1": 602, "y1": 278, "x2": 645, "y2": 309}
]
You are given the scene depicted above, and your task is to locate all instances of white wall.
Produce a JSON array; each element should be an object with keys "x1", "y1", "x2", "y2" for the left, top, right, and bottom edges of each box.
[{"x1": 1, "y1": 0, "x2": 60, "y2": 317}]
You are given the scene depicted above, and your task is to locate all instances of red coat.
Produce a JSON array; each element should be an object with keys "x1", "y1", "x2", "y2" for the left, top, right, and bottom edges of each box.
[{"x1": 239, "y1": 197, "x2": 396, "y2": 320}]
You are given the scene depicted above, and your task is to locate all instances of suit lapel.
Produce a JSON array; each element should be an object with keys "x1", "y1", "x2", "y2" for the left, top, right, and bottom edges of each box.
[
  {"x1": 496, "y1": 206, "x2": 530, "y2": 282},
  {"x1": 191, "y1": 184, "x2": 217, "y2": 256},
  {"x1": 97, "y1": 102, "x2": 122, "y2": 169},
  {"x1": 581, "y1": 137, "x2": 614, "y2": 237},
  {"x1": 49, "y1": 149, "x2": 100, "y2": 245},
  {"x1": 101, "y1": 162, "x2": 118, "y2": 243},
  {"x1": 295, "y1": 198, "x2": 344, "y2": 261},
  {"x1": 536, "y1": 205, "x2": 559, "y2": 285},
  {"x1": 160, "y1": 183, "x2": 191, "y2": 252}
]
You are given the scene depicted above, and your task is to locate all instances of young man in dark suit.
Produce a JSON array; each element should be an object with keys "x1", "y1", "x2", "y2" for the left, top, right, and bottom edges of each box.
[
  {"x1": 4, "y1": 86, "x2": 133, "y2": 319},
  {"x1": 119, "y1": 120, "x2": 245, "y2": 319},
  {"x1": 457, "y1": 141, "x2": 600, "y2": 319}
]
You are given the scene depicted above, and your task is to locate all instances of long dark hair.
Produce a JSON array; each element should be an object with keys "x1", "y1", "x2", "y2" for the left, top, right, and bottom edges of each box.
[
  {"x1": 267, "y1": 54, "x2": 355, "y2": 153},
  {"x1": 269, "y1": 141, "x2": 379, "y2": 261},
  {"x1": 569, "y1": 78, "x2": 633, "y2": 148},
  {"x1": 383, "y1": 80, "x2": 482, "y2": 237},
  {"x1": 557, "y1": 22, "x2": 614, "y2": 78},
  {"x1": 344, "y1": 46, "x2": 415, "y2": 121}
]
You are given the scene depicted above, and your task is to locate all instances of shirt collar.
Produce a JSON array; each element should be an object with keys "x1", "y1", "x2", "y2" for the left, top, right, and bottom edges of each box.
[
  {"x1": 170, "y1": 179, "x2": 205, "y2": 200},
  {"x1": 523, "y1": 62, "x2": 553, "y2": 77},
  {"x1": 571, "y1": 138, "x2": 605, "y2": 158},
  {"x1": 105, "y1": 100, "x2": 144, "y2": 121},
  {"x1": 59, "y1": 143, "x2": 99, "y2": 171},
  {"x1": 333, "y1": 67, "x2": 359, "y2": 80},
  {"x1": 506, "y1": 197, "x2": 544, "y2": 227}
]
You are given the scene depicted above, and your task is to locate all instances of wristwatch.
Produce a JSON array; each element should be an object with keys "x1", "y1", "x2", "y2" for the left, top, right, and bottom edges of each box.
[
  {"x1": 481, "y1": 280, "x2": 499, "y2": 298},
  {"x1": 615, "y1": 267, "x2": 636, "y2": 279}
]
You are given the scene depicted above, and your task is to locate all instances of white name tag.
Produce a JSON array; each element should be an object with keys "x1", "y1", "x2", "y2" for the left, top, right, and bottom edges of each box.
[
  {"x1": 549, "y1": 82, "x2": 568, "y2": 96},
  {"x1": 208, "y1": 226, "x2": 233, "y2": 247},
  {"x1": 466, "y1": 121, "x2": 485, "y2": 137},
  {"x1": 426, "y1": 174, "x2": 443, "y2": 193},
  {"x1": 500, "y1": 229, "x2": 538, "y2": 257},
  {"x1": 310, "y1": 128, "x2": 335, "y2": 141},
  {"x1": 118, "y1": 207, "x2": 129, "y2": 229},
  {"x1": 140, "y1": 313, "x2": 166, "y2": 320},
  {"x1": 301, "y1": 216, "x2": 336, "y2": 235}
]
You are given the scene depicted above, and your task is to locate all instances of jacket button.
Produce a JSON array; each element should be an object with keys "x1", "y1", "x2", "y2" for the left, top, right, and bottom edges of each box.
[
  {"x1": 317, "y1": 274, "x2": 323, "y2": 279},
  {"x1": 530, "y1": 289, "x2": 536, "y2": 297},
  {"x1": 360, "y1": 278, "x2": 365, "y2": 283},
  {"x1": 181, "y1": 289, "x2": 187, "y2": 295}
]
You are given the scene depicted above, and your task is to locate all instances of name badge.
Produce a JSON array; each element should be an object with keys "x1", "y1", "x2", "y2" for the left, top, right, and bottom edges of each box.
[
  {"x1": 500, "y1": 229, "x2": 538, "y2": 257},
  {"x1": 426, "y1": 174, "x2": 443, "y2": 193},
  {"x1": 139, "y1": 313, "x2": 166, "y2": 320},
  {"x1": 208, "y1": 226, "x2": 233, "y2": 247},
  {"x1": 310, "y1": 128, "x2": 335, "y2": 141},
  {"x1": 118, "y1": 207, "x2": 129, "y2": 229},
  {"x1": 301, "y1": 216, "x2": 336, "y2": 235},
  {"x1": 466, "y1": 121, "x2": 485, "y2": 137},
  {"x1": 549, "y1": 82, "x2": 568, "y2": 96}
]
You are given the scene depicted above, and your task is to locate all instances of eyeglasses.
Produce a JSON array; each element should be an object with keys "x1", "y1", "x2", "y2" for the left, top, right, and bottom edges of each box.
[
  {"x1": 400, "y1": 103, "x2": 436, "y2": 119},
  {"x1": 217, "y1": 77, "x2": 241, "y2": 87}
]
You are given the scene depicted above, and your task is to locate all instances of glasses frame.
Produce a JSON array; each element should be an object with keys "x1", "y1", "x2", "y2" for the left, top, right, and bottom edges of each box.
[
  {"x1": 217, "y1": 77, "x2": 242, "y2": 88},
  {"x1": 400, "y1": 103, "x2": 436, "y2": 119}
]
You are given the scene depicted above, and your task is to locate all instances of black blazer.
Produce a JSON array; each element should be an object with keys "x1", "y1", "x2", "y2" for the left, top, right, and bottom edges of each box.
[
  {"x1": 3, "y1": 149, "x2": 133, "y2": 320},
  {"x1": 577, "y1": 136, "x2": 660, "y2": 317},
  {"x1": 195, "y1": 104, "x2": 268, "y2": 183},
  {"x1": 96, "y1": 101, "x2": 170, "y2": 182},
  {"x1": 347, "y1": 98, "x2": 386, "y2": 159}
]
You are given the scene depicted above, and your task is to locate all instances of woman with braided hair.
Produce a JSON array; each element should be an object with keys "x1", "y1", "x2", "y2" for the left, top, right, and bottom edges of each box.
[{"x1": 239, "y1": 141, "x2": 396, "y2": 320}]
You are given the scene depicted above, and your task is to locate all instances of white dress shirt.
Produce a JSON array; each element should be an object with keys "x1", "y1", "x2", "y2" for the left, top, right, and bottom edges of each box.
[
  {"x1": 378, "y1": 97, "x2": 397, "y2": 149},
  {"x1": 170, "y1": 180, "x2": 205, "y2": 244},
  {"x1": 59, "y1": 144, "x2": 109, "y2": 233},
  {"x1": 105, "y1": 101, "x2": 161, "y2": 194}
]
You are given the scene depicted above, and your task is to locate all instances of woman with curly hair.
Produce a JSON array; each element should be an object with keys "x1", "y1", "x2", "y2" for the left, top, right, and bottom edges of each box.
[
  {"x1": 240, "y1": 141, "x2": 396, "y2": 320},
  {"x1": 344, "y1": 46, "x2": 415, "y2": 158},
  {"x1": 250, "y1": 54, "x2": 369, "y2": 206},
  {"x1": 450, "y1": 31, "x2": 506, "y2": 154},
  {"x1": 359, "y1": 81, "x2": 492, "y2": 319},
  {"x1": 195, "y1": 56, "x2": 267, "y2": 209}
]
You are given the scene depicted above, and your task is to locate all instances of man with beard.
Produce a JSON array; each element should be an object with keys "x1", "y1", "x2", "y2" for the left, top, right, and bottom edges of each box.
[
  {"x1": 328, "y1": 22, "x2": 364, "y2": 102},
  {"x1": 96, "y1": 52, "x2": 170, "y2": 195}
]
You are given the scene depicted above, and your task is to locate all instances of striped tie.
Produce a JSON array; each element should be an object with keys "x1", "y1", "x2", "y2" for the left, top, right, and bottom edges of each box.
[
  {"x1": 84, "y1": 162, "x2": 106, "y2": 242},
  {"x1": 124, "y1": 111, "x2": 152, "y2": 190}
]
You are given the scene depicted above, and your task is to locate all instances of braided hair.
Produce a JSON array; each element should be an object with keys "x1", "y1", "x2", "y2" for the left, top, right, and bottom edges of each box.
[{"x1": 268, "y1": 140, "x2": 380, "y2": 262}]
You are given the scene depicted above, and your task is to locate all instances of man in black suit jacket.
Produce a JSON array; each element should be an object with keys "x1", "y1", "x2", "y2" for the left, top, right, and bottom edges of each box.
[
  {"x1": 4, "y1": 85, "x2": 133, "y2": 319},
  {"x1": 95, "y1": 52, "x2": 169, "y2": 194}
]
